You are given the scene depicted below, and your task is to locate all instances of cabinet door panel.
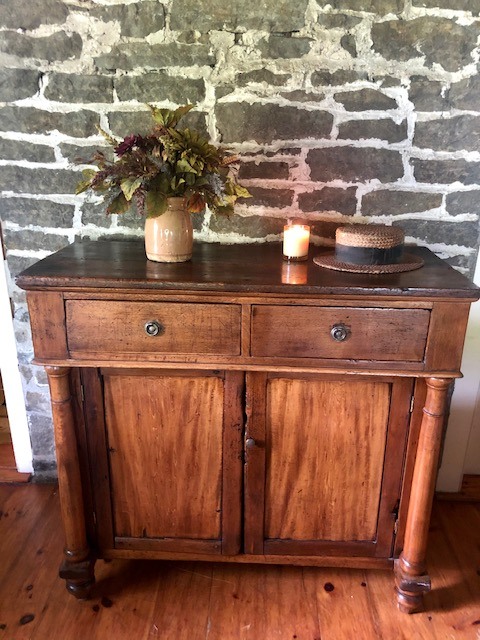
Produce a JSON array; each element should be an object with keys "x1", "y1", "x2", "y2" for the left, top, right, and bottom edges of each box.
[
  {"x1": 245, "y1": 373, "x2": 411, "y2": 558},
  {"x1": 89, "y1": 369, "x2": 244, "y2": 556},
  {"x1": 265, "y1": 378, "x2": 389, "y2": 542}
]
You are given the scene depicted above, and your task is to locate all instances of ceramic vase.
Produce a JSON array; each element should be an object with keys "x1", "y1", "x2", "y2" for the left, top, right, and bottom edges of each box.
[{"x1": 144, "y1": 197, "x2": 193, "y2": 263}]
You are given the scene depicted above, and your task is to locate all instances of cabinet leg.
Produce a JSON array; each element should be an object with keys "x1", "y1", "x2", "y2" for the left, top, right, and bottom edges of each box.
[
  {"x1": 59, "y1": 554, "x2": 96, "y2": 599},
  {"x1": 46, "y1": 366, "x2": 95, "y2": 598},
  {"x1": 395, "y1": 377, "x2": 451, "y2": 613}
]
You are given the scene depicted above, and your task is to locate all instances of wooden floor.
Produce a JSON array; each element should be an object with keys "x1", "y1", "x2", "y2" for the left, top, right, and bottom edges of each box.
[{"x1": 0, "y1": 484, "x2": 479, "y2": 640}]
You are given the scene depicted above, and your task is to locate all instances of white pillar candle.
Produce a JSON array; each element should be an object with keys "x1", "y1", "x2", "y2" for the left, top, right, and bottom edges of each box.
[{"x1": 283, "y1": 224, "x2": 311, "y2": 261}]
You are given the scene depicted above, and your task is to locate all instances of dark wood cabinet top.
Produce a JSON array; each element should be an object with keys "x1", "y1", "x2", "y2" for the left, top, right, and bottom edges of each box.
[{"x1": 17, "y1": 239, "x2": 480, "y2": 299}]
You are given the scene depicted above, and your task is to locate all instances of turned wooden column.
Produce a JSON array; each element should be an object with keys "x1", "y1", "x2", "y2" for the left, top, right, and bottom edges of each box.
[
  {"x1": 46, "y1": 366, "x2": 95, "y2": 598},
  {"x1": 395, "y1": 376, "x2": 452, "y2": 613}
]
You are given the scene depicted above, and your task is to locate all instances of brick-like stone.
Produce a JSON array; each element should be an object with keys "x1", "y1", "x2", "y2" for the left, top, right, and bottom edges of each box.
[
  {"x1": 315, "y1": 0, "x2": 403, "y2": 11},
  {"x1": 414, "y1": 116, "x2": 480, "y2": 152},
  {"x1": 298, "y1": 187, "x2": 357, "y2": 215},
  {"x1": 243, "y1": 187, "x2": 294, "y2": 208},
  {"x1": 308, "y1": 147, "x2": 404, "y2": 183},
  {"x1": 6, "y1": 255, "x2": 41, "y2": 278},
  {"x1": 114, "y1": 73, "x2": 204, "y2": 105},
  {"x1": 0, "y1": 106, "x2": 99, "y2": 137},
  {"x1": 95, "y1": 42, "x2": 215, "y2": 70},
  {"x1": 258, "y1": 36, "x2": 312, "y2": 59},
  {"x1": 28, "y1": 413, "x2": 55, "y2": 461},
  {"x1": 310, "y1": 220, "x2": 342, "y2": 242},
  {"x1": 445, "y1": 191, "x2": 480, "y2": 216},
  {"x1": 239, "y1": 161, "x2": 290, "y2": 180},
  {"x1": 170, "y1": 0, "x2": 309, "y2": 32},
  {"x1": 311, "y1": 69, "x2": 367, "y2": 86},
  {"x1": 0, "y1": 139, "x2": 54, "y2": 162},
  {"x1": 25, "y1": 391, "x2": 52, "y2": 416},
  {"x1": 0, "y1": 166, "x2": 79, "y2": 195},
  {"x1": 340, "y1": 34, "x2": 357, "y2": 58},
  {"x1": 444, "y1": 253, "x2": 478, "y2": 276},
  {"x1": 362, "y1": 190, "x2": 442, "y2": 216},
  {"x1": 114, "y1": 210, "x2": 145, "y2": 229},
  {"x1": 90, "y1": 1, "x2": 165, "y2": 37},
  {"x1": 280, "y1": 90, "x2": 324, "y2": 103},
  {"x1": 0, "y1": 68, "x2": 40, "y2": 101},
  {"x1": 31, "y1": 458, "x2": 58, "y2": 482},
  {"x1": 335, "y1": 89, "x2": 397, "y2": 111},
  {"x1": 0, "y1": 0, "x2": 68, "y2": 30},
  {"x1": 44, "y1": 73, "x2": 113, "y2": 103},
  {"x1": 338, "y1": 119, "x2": 407, "y2": 143},
  {"x1": 0, "y1": 198, "x2": 74, "y2": 227},
  {"x1": 376, "y1": 76, "x2": 402, "y2": 88},
  {"x1": 449, "y1": 74, "x2": 480, "y2": 111},
  {"x1": 237, "y1": 69, "x2": 290, "y2": 87},
  {"x1": 81, "y1": 202, "x2": 111, "y2": 228},
  {"x1": 0, "y1": 31, "x2": 82, "y2": 62},
  {"x1": 409, "y1": 77, "x2": 448, "y2": 112},
  {"x1": 413, "y1": 159, "x2": 480, "y2": 185},
  {"x1": 317, "y1": 14, "x2": 362, "y2": 29},
  {"x1": 3, "y1": 228, "x2": 69, "y2": 252},
  {"x1": 108, "y1": 110, "x2": 208, "y2": 138},
  {"x1": 209, "y1": 213, "x2": 285, "y2": 237},
  {"x1": 412, "y1": 0, "x2": 479, "y2": 13},
  {"x1": 392, "y1": 219, "x2": 480, "y2": 247},
  {"x1": 59, "y1": 143, "x2": 114, "y2": 165},
  {"x1": 216, "y1": 103, "x2": 333, "y2": 144},
  {"x1": 371, "y1": 18, "x2": 479, "y2": 73}
]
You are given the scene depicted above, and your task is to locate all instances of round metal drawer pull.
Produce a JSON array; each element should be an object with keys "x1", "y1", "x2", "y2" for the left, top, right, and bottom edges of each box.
[
  {"x1": 144, "y1": 320, "x2": 164, "y2": 337},
  {"x1": 245, "y1": 437, "x2": 256, "y2": 449},
  {"x1": 330, "y1": 324, "x2": 350, "y2": 342}
]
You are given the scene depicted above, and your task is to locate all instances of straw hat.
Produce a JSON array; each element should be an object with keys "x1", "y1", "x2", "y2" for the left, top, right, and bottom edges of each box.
[{"x1": 313, "y1": 224, "x2": 424, "y2": 274}]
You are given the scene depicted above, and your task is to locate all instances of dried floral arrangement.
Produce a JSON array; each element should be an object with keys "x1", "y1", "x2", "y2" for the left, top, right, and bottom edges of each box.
[{"x1": 77, "y1": 104, "x2": 250, "y2": 217}]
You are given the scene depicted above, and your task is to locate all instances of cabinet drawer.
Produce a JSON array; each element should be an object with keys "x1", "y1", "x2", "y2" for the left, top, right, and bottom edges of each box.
[
  {"x1": 251, "y1": 305, "x2": 430, "y2": 362},
  {"x1": 66, "y1": 300, "x2": 241, "y2": 356}
]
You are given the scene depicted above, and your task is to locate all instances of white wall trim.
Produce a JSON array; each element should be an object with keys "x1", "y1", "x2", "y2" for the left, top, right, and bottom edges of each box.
[
  {"x1": 436, "y1": 252, "x2": 480, "y2": 492},
  {"x1": 0, "y1": 251, "x2": 33, "y2": 473}
]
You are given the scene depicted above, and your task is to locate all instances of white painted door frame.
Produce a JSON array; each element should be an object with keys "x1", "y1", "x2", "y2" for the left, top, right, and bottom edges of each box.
[
  {"x1": 436, "y1": 250, "x2": 480, "y2": 492},
  {"x1": 0, "y1": 250, "x2": 33, "y2": 473}
]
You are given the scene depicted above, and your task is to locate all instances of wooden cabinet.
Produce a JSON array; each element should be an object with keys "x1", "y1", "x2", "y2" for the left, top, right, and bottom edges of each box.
[{"x1": 18, "y1": 240, "x2": 479, "y2": 613}]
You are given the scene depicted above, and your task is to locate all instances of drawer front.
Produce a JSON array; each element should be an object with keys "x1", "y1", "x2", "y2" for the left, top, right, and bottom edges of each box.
[
  {"x1": 251, "y1": 305, "x2": 430, "y2": 362},
  {"x1": 66, "y1": 300, "x2": 241, "y2": 356}
]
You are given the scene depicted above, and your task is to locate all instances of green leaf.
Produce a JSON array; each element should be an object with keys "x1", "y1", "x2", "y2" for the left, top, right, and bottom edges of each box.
[
  {"x1": 120, "y1": 177, "x2": 143, "y2": 201},
  {"x1": 107, "y1": 192, "x2": 130, "y2": 215},
  {"x1": 75, "y1": 180, "x2": 92, "y2": 195},
  {"x1": 149, "y1": 104, "x2": 194, "y2": 129},
  {"x1": 145, "y1": 189, "x2": 168, "y2": 217},
  {"x1": 176, "y1": 158, "x2": 196, "y2": 174},
  {"x1": 234, "y1": 185, "x2": 251, "y2": 198},
  {"x1": 81, "y1": 168, "x2": 97, "y2": 180}
]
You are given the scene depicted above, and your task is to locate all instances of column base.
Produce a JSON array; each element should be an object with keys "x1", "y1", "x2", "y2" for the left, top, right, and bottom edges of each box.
[
  {"x1": 394, "y1": 558, "x2": 431, "y2": 614},
  {"x1": 59, "y1": 555, "x2": 96, "y2": 600}
]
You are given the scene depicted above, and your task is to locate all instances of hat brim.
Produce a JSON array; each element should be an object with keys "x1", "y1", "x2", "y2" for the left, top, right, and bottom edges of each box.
[{"x1": 313, "y1": 252, "x2": 424, "y2": 274}]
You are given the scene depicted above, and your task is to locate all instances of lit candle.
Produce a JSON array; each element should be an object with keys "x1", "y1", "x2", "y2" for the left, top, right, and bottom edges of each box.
[{"x1": 283, "y1": 223, "x2": 311, "y2": 261}]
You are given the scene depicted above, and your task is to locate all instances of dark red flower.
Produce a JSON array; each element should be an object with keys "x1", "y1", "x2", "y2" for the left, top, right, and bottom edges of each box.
[{"x1": 115, "y1": 134, "x2": 141, "y2": 157}]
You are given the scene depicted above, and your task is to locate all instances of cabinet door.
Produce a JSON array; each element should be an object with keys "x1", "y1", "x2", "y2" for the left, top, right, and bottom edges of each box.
[
  {"x1": 244, "y1": 372, "x2": 412, "y2": 558},
  {"x1": 83, "y1": 368, "x2": 244, "y2": 556}
]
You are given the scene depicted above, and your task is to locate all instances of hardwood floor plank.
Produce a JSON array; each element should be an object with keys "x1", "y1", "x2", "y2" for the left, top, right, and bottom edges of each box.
[
  {"x1": 302, "y1": 567, "x2": 383, "y2": 640},
  {"x1": 0, "y1": 487, "x2": 479, "y2": 640},
  {"x1": 0, "y1": 444, "x2": 31, "y2": 482}
]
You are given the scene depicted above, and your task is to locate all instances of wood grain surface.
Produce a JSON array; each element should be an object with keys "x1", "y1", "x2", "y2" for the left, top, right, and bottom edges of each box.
[{"x1": 1, "y1": 484, "x2": 479, "y2": 640}]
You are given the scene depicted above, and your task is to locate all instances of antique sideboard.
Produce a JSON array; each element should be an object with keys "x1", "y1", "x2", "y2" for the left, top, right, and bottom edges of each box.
[{"x1": 17, "y1": 240, "x2": 480, "y2": 613}]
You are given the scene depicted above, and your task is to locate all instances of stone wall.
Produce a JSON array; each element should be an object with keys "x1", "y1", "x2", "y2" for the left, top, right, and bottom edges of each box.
[{"x1": 0, "y1": 0, "x2": 479, "y2": 477}]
